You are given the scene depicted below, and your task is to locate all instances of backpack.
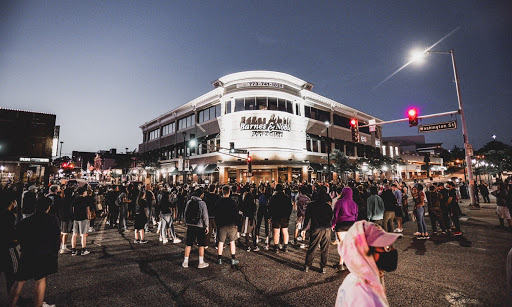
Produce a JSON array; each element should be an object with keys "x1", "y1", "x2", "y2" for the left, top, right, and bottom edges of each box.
[{"x1": 185, "y1": 198, "x2": 201, "y2": 224}]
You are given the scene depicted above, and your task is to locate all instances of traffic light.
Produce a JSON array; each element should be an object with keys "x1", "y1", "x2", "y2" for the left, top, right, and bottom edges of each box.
[
  {"x1": 350, "y1": 119, "x2": 359, "y2": 143},
  {"x1": 247, "y1": 155, "x2": 252, "y2": 173},
  {"x1": 408, "y1": 108, "x2": 418, "y2": 127},
  {"x1": 230, "y1": 142, "x2": 235, "y2": 153}
]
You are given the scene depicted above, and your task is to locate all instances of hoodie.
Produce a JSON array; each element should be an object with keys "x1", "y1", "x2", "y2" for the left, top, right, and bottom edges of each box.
[
  {"x1": 332, "y1": 187, "x2": 358, "y2": 228},
  {"x1": 335, "y1": 221, "x2": 389, "y2": 307}
]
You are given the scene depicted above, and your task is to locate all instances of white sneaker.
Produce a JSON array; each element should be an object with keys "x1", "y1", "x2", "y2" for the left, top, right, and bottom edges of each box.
[
  {"x1": 297, "y1": 237, "x2": 303, "y2": 242},
  {"x1": 198, "y1": 262, "x2": 209, "y2": 269},
  {"x1": 173, "y1": 238, "x2": 182, "y2": 243},
  {"x1": 182, "y1": 261, "x2": 188, "y2": 268},
  {"x1": 163, "y1": 239, "x2": 169, "y2": 244},
  {"x1": 299, "y1": 244, "x2": 306, "y2": 249},
  {"x1": 159, "y1": 237, "x2": 163, "y2": 242},
  {"x1": 42, "y1": 302, "x2": 56, "y2": 307},
  {"x1": 413, "y1": 232, "x2": 421, "y2": 236}
]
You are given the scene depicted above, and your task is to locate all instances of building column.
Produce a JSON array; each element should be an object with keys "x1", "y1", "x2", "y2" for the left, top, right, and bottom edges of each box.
[
  {"x1": 218, "y1": 167, "x2": 226, "y2": 184},
  {"x1": 287, "y1": 167, "x2": 292, "y2": 183},
  {"x1": 236, "y1": 169, "x2": 241, "y2": 183},
  {"x1": 302, "y1": 166, "x2": 308, "y2": 183}
]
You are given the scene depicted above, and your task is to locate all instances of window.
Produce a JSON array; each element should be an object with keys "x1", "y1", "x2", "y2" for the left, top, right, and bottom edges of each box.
[
  {"x1": 257, "y1": 97, "x2": 267, "y2": 110},
  {"x1": 268, "y1": 98, "x2": 277, "y2": 110},
  {"x1": 306, "y1": 139, "x2": 311, "y2": 151},
  {"x1": 148, "y1": 129, "x2": 160, "y2": 141},
  {"x1": 235, "y1": 98, "x2": 244, "y2": 112},
  {"x1": 178, "y1": 114, "x2": 195, "y2": 130},
  {"x1": 161, "y1": 122, "x2": 175, "y2": 136},
  {"x1": 305, "y1": 106, "x2": 330, "y2": 122},
  {"x1": 198, "y1": 104, "x2": 222, "y2": 123},
  {"x1": 395, "y1": 147, "x2": 399, "y2": 156},
  {"x1": 215, "y1": 104, "x2": 221, "y2": 117},
  {"x1": 382, "y1": 145, "x2": 386, "y2": 156},
  {"x1": 286, "y1": 101, "x2": 293, "y2": 114},
  {"x1": 312, "y1": 140, "x2": 318, "y2": 152},
  {"x1": 333, "y1": 114, "x2": 351, "y2": 128},
  {"x1": 295, "y1": 103, "x2": 301, "y2": 116},
  {"x1": 278, "y1": 99, "x2": 287, "y2": 112},
  {"x1": 320, "y1": 140, "x2": 326, "y2": 153},
  {"x1": 225, "y1": 101, "x2": 231, "y2": 114}
]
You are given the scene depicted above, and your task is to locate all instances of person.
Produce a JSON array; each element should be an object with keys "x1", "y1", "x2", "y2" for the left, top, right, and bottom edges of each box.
[
  {"x1": 437, "y1": 183, "x2": 451, "y2": 234},
  {"x1": 117, "y1": 186, "x2": 131, "y2": 233},
  {"x1": 400, "y1": 183, "x2": 409, "y2": 223},
  {"x1": 182, "y1": 189, "x2": 209, "y2": 269},
  {"x1": 240, "y1": 188, "x2": 258, "y2": 251},
  {"x1": 425, "y1": 185, "x2": 447, "y2": 234},
  {"x1": 1, "y1": 191, "x2": 18, "y2": 297},
  {"x1": 159, "y1": 187, "x2": 181, "y2": 244},
  {"x1": 381, "y1": 185, "x2": 397, "y2": 233},
  {"x1": 391, "y1": 184, "x2": 403, "y2": 233},
  {"x1": 446, "y1": 182, "x2": 463, "y2": 236},
  {"x1": 332, "y1": 187, "x2": 357, "y2": 271},
  {"x1": 71, "y1": 187, "x2": 91, "y2": 256},
  {"x1": 269, "y1": 184, "x2": 293, "y2": 253},
  {"x1": 412, "y1": 185, "x2": 429, "y2": 239},
  {"x1": 255, "y1": 186, "x2": 271, "y2": 250},
  {"x1": 215, "y1": 185, "x2": 240, "y2": 265},
  {"x1": 335, "y1": 221, "x2": 402, "y2": 307},
  {"x1": 8, "y1": 197, "x2": 60, "y2": 307},
  {"x1": 492, "y1": 182, "x2": 511, "y2": 231},
  {"x1": 134, "y1": 190, "x2": 148, "y2": 244},
  {"x1": 303, "y1": 187, "x2": 333, "y2": 273},
  {"x1": 294, "y1": 185, "x2": 311, "y2": 248},
  {"x1": 21, "y1": 185, "x2": 38, "y2": 220},
  {"x1": 479, "y1": 181, "x2": 490, "y2": 203},
  {"x1": 203, "y1": 184, "x2": 220, "y2": 247},
  {"x1": 106, "y1": 186, "x2": 119, "y2": 228},
  {"x1": 59, "y1": 187, "x2": 74, "y2": 254},
  {"x1": 367, "y1": 186, "x2": 385, "y2": 227}
]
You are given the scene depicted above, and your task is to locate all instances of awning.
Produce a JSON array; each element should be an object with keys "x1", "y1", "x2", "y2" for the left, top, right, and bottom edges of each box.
[
  {"x1": 309, "y1": 163, "x2": 326, "y2": 172},
  {"x1": 169, "y1": 167, "x2": 178, "y2": 175},
  {"x1": 192, "y1": 164, "x2": 218, "y2": 175}
]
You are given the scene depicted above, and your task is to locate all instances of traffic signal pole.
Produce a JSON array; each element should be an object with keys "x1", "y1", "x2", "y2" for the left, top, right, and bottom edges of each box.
[{"x1": 358, "y1": 110, "x2": 460, "y2": 128}]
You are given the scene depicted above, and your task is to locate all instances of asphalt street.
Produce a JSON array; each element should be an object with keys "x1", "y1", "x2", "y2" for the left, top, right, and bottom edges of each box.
[{"x1": 1, "y1": 198, "x2": 510, "y2": 307}]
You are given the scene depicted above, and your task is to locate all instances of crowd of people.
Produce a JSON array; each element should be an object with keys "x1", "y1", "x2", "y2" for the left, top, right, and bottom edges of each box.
[{"x1": 2, "y1": 176, "x2": 512, "y2": 306}]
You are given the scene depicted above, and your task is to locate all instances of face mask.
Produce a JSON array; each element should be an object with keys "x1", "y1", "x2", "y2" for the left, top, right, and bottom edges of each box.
[{"x1": 375, "y1": 249, "x2": 398, "y2": 272}]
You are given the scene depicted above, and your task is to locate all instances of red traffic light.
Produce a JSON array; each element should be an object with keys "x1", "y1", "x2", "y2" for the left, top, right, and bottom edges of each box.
[
  {"x1": 407, "y1": 108, "x2": 418, "y2": 127},
  {"x1": 62, "y1": 162, "x2": 68, "y2": 168},
  {"x1": 247, "y1": 156, "x2": 252, "y2": 162},
  {"x1": 350, "y1": 119, "x2": 358, "y2": 127},
  {"x1": 408, "y1": 108, "x2": 417, "y2": 117}
]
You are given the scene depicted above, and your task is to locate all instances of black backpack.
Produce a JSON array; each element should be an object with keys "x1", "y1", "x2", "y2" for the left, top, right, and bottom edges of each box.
[{"x1": 185, "y1": 198, "x2": 201, "y2": 224}]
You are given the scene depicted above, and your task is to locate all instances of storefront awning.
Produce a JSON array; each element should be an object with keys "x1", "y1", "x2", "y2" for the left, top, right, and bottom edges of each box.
[{"x1": 168, "y1": 167, "x2": 178, "y2": 175}]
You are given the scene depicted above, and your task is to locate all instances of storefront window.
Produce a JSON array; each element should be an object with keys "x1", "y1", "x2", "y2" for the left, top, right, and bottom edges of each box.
[
  {"x1": 235, "y1": 98, "x2": 244, "y2": 112},
  {"x1": 245, "y1": 97, "x2": 256, "y2": 110},
  {"x1": 278, "y1": 99, "x2": 287, "y2": 112},
  {"x1": 268, "y1": 98, "x2": 277, "y2": 110},
  {"x1": 306, "y1": 139, "x2": 311, "y2": 151},
  {"x1": 257, "y1": 97, "x2": 267, "y2": 110},
  {"x1": 312, "y1": 140, "x2": 318, "y2": 152},
  {"x1": 225, "y1": 101, "x2": 231, "y2": 114},
  {"x1": 320, "y1": 140, "x2": 326, "y2": 153}
]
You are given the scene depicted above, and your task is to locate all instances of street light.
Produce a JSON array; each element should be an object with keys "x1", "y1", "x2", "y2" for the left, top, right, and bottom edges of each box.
[
  {"x1": 324, "y1": 121, "x2": 331, "y2": 182},
  {"x1": 413, "y1": 49, "x2": 478, "y2": 208},
  {"x1": 492, "y1": 135, "x2": 496, "y2": 140}
]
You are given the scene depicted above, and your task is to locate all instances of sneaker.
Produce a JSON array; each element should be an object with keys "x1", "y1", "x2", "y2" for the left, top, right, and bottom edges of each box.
[
  {"x1": 134, "y1": 240, "x2": 140, "y2": 244},
  {"x1": 42, "y1": 302, "x2": 56, "y2": 307},
  {"x1": 247, "y1": 246, "x2": 252, "y2": 252},
  {"x1": 321, "y1": 267, "x2": 326, "y2": 274},
  {"x1": 256, "y1": 237, "x2": 261, "y2": 243},
  {"x1": 162, "y1": 239, "x2": 169, "y2": 244},
  {"x1": 230, "y1": 259, "x2": 239, "y2": 265},
  {"x1": 299, "y1": 243, "x2": 306, "y2": 249},
  {"x1": 204, "y1": 246, "x2": 209, "y2": 249},
  {"x1": 417, "y1": 236, "x2": 425, "y2": 240},
  {"x1": 304, "y1": 266, "x2": 309, "y2": 272},
  {"x1": 71, "y1": 249, "x2": 77, "y2": 256},
  {"x1": 81, "y1": 249, "x2": 90, "y2": 256},
  {"x1": 282, "y1": 246, "x2": 288, "y2": 253},
  {"x1": 173, "y1": 238, "x2": 182, "y2": 244},
  {"x1": 253, "y1": 246, "x2": 260, "y2": 252},
  {"x1": 182, "y1": 261, "x2": 189, "y2": 268},
  {"x1": 61, "y1": 246, "x2": 71, "y2": 252},
  {"x1": 159, "y1": 237, "x2": 163, "y2": 242},
  {"x1": 273, "y1": 246, "x2": 280, "y2": 254},
  {"x1": 413, "y1": 232, "x2": 421, "y2": 236},
  {"x1": 297, "y1": 236, "x2": 303, "y2": 242},
  {"x1": 217, "y1": 258, "x2": 222, "y2": 265},
  {"x1": 453, "y1": 231, "x2": 463, "y2": 236},
  {"x1": 198, "y1": 262, "x2": 209, "y2": 269},
  {"x1": 423, "y1": 236, "x2": 430, "y2": 240},
  {"x1": 139, "y1": 240, "x2": 148, "y2": 244},
  {"x1": 264, "y1": 245, "x2": 269, "y2": 251}
]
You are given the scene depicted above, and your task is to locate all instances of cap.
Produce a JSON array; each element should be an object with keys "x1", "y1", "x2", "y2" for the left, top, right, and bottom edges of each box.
[
  {"x1": 365, "y1": 222, "x2": 402, "y2": 247},
  {"x1": 28, "y1": 185, "x2": 37, "y2": 191}
]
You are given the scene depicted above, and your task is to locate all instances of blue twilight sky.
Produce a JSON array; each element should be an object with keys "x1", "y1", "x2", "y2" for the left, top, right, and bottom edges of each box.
[{"x1": 1, "y1": 1, "x2": 511, "y2": 156}]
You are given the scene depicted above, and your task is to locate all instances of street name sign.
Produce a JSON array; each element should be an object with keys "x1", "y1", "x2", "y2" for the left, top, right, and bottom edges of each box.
[{"x1": 418, "y1": 121, "x2": 457, "y2": 133}]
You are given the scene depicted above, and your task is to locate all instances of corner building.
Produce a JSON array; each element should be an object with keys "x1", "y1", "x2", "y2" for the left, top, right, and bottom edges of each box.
[{"x1": 138, "y1": 71, "x2": 382, "y2": 184}]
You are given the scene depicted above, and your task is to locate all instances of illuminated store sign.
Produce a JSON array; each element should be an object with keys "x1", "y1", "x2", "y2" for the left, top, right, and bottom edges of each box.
[
  {"x1": 236, "y1": 82, "x2": 285, "y2": 89},
  {"x1": 240, "y1": 115, "x2": 291, "y2": 137}
]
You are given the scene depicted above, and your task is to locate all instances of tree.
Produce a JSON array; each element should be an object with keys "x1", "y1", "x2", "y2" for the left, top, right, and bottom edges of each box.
[
  {"x1": 476, "y1": 141, "x2": 512, "y2": 179},
  {"x1": 324, "y1": 149, "x2": 357, "y2": 183}
]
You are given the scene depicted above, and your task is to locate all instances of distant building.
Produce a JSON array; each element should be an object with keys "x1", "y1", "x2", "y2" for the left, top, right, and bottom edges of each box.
[
  {"x1": 0, "y1": 108, "x2": 57, "y2": 183},
  {"x1": 381, "y1": 135, "x2": 445, "y2": 180}
]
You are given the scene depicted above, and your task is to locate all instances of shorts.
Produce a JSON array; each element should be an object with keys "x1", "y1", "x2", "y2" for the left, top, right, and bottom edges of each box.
[
  {"x1": 186, "y1": 226, "x2": 206, "y2": 247},
  {"x1": 241, "y1": 217, "x2": 255, "y2": 234},
  {"x1": 15, "y1": 256, "x2": 57, "y2": 281},
  {"x1": 335, "y1": 221, "x2": 354, "y2": 232},
  {"x1": 497, "y1": 206, "x2": 511, "y2": 219},
  {"x1": 73, "y1": 220, "x2": 89, "y2": 235},
  {"x1": 395, "y1": 207, "x2": 404, "y2": 218},
  {"x1": 295, "y1": 216, "x2": 304, "y2": 230},
  {"x1": 217, "y1": 225, "x2": 237, "y2": 243},
  {"x1": 134, "y1": 215, "x2": 147, "y2": 230},
  {"x1": 272, "y1": 218, "x2": 289, "y2": 229},
  {"x1": 61, "y1": 221, "x2": 73, "y2": 234}
]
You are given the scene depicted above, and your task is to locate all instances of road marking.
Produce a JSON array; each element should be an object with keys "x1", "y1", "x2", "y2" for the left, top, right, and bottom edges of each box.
[{"x1": 445, "y1": 292, "x2": 480, "y2": 306}]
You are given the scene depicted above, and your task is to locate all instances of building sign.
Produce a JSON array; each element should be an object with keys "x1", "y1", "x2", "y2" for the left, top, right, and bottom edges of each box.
[
  {"x1": 360, "y1": 136, "x2": 368, "y2": 142},
  {"x1": 20, "y1": 157, "x2": 50, "y2": 163},
  {"x1": 240, "y1": 115, "x2": 291, "y2": 137},
  {"x1": 418, "y1": 121, "x2": 457, "y2": 133},
  {"x1": 236, "y1": 82, "x2": 285, "y2": 89}
]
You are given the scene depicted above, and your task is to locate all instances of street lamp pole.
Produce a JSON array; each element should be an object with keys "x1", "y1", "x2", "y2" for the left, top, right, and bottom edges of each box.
[
  {"x1": 182, "y1": 132, "x2": 187, "y2": 184},
  {"x1": 324, "y1": 121, "x2": 330, "y2": 182},
  {"x1": 59, "y1": 141, "x2": 64, "y2": 158},
  {"x1": 429, "y1": 49, "x2": 478, "y2": 208}
]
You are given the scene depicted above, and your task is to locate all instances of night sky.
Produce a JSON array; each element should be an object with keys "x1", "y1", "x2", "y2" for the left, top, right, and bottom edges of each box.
[{"x1": 1, "y1": 1, "x2": 511, "y2": 156}]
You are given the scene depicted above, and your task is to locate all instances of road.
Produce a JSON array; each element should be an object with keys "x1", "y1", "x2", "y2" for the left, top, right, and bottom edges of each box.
[{"x1": 1, "y1": 199, "x2": 510, "y2": 306}]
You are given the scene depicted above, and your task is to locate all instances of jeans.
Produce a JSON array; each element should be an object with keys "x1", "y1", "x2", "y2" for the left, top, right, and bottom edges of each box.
[
  {"x1": 305, "y1": 228, "x2": 331, "y2": 268},
  {"x1": 160, "y1": 213, "x2": 176, "y2": 240},
  {"x1": 118, "y1": 203, "x2": 128, "y2": 231},
  {"x1": 415, "y1": 206, "x2": 427, "y2": 234},
  {"x1": 382, "y1": 211, "x2": 395, "y2": 232},
  {"x1": 256, "y1": 213, "x2": 271, "y2": 238},
  {"x1": 429, "y1": 207, "x2": 446, "y2": 232}
]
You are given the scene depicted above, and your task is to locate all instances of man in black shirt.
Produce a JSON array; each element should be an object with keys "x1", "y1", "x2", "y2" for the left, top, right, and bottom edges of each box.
[
  {"x1": 269, "y1": 184, "x2": 293, "y2": 253},
  {"x1": 1, "y1": 191, "x2": 18, "y2": 297},
  {"x1": 71, "y1": 187, "x2": 91, "y2": 256},
  {"x1": 204, "y1": 184, "x2": 220, "y2": 247},
  {"x1": 304, "y1": 188, "x2": 333, "y2": 273},
  {"x1": 21, "y1": 185, "x2": 38, "y2": 219},
  {"x1": 215, "y1": 185, "x2": 240, "y2": 265},
  {"x1": 8, "y1": 197, "x2": 60, "y2": 307},
  {"x1": 447, "y1": 182, "x2": 463, "y2": 235}
]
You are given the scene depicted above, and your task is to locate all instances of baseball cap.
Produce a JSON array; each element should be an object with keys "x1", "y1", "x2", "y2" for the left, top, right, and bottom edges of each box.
[
  {"x1": 365, "y1": 222, "x2": 402, "y2": 247},
  {"x1": 28, "y1": 185, "x2": 37, "y2": 191}
]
